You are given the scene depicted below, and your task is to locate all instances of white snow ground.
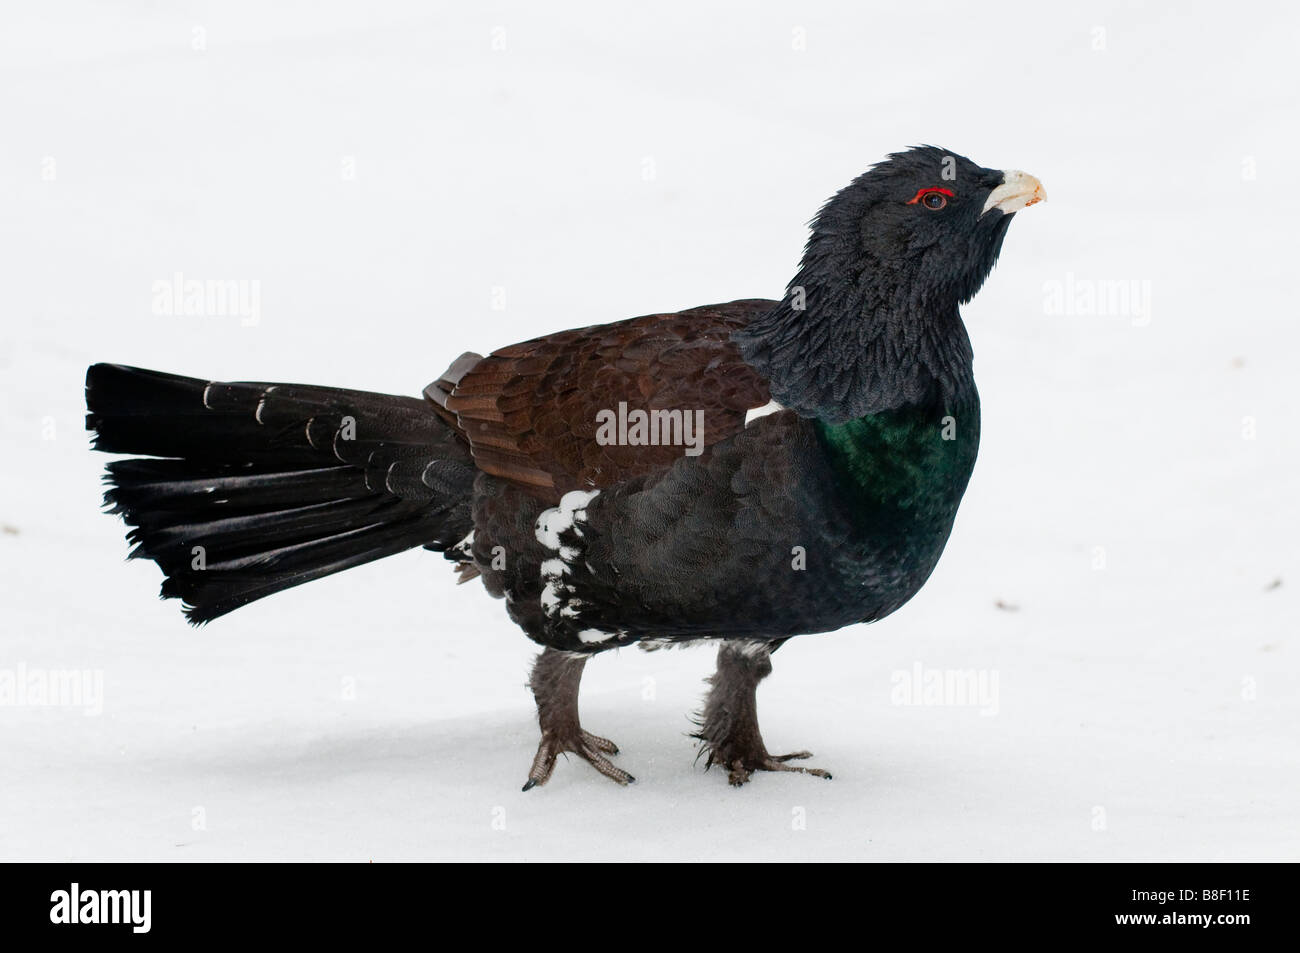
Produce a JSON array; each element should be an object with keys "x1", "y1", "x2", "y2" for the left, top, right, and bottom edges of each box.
[{"x1": 1, "y1": 1, "x2": 1297, "y2": 862}]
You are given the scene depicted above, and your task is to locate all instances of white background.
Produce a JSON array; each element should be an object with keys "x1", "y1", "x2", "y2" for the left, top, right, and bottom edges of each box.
[{"x1": 1, "y1": 0, "x2": 1296, "y2": 861}]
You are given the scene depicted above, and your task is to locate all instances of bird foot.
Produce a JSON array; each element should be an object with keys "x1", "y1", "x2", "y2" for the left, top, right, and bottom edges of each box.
[
  {"x1": 523, "y1": 729, "x2": 633, "y2": 790},
  {"x1": 695, "y1": 641, "x2": 833, "y2": 787},
  {"x1": 717, "y1": 749, "x2": 832, "y2": 787}
]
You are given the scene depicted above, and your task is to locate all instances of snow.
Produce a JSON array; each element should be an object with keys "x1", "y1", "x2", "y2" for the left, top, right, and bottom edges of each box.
[{"x1": 1, "y1": 0, "x2": 1297, "y2": 861}]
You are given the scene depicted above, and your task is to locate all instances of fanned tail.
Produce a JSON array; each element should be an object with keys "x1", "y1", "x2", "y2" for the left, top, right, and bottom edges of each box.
[{"x1": 86, "y1": 363, "x2": 477, "y2": 624}]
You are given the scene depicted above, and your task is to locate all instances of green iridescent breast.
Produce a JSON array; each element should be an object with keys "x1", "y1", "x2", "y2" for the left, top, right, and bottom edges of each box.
[{"x1": 813, "y1": 396, "x2": 981, "y2": 535}]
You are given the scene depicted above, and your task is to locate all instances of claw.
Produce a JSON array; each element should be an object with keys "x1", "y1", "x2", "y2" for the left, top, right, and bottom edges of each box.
[
  {"x1": 523, "y1": 730, "x2": 633, "y2": 790},
  {"x1": 768, "y1": 750, "x2": 814, "y2": 763},
  {"x1": 725, "y1": 755, "x2": 833, "y2": 787},
  {"x1": 581, "y1": 730, "x2": 620, "y2": 755}
]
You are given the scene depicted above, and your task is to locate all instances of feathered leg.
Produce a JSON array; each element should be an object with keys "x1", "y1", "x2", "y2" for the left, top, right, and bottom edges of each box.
[
  {"x1": 522, "y1": 648, "x2": 633, "y2": 790},
  {"x1": 694, "y1": 640, "x2": 832, "y2": 786}
]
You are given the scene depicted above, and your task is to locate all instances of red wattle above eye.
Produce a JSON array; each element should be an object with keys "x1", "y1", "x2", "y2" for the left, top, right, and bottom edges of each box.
[{"x1": 906, "y1": 187, "x2": 955, "y2": 205}]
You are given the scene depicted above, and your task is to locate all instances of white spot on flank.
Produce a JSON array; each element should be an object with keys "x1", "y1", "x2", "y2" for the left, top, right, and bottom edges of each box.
[
  {"x1": 535, "y1": 491, "x2": 601, "y2": 618},
  {"x1": 539, "y1": 558, "x2": 568, "y2": 577},
  {"x1": 539, "y1": 557, "x2": 572, "y2": 617},
  {"x1": 578, "y1": 628, "x2": 616, "y2": 644},
  {"x1": 451, "y1": 530, "x2": 474, "y2": 559},
  {"x1": 534, "y1": 489, "x2": 600, "y2": 549},
  {"x1": 540, "y1": 585, "x2": 562, "y2": 614},
  {"x1": 744, "y1": 400, "x2": 785, "y2": 426}
]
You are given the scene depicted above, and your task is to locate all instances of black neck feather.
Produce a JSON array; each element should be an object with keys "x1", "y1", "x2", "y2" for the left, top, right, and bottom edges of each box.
[{"x1": 733, "y1": 286, "x2": 976, "y2": 424}]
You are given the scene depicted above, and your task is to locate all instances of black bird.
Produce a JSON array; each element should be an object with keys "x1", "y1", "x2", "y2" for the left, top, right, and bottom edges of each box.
[{"x1": 86, "y1": 146, "x2": 1045, "y2": 788}]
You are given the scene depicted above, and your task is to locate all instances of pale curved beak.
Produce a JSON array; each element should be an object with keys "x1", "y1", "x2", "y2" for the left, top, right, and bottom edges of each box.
[{"x1": 981, "y1": 170, "x2": 1046, "y2": 217}]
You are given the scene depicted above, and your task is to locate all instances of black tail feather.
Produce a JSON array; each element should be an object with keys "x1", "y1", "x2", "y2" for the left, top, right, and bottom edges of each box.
[{"x1": 87, "y1": 363, "x2": 476, "y2": 624}]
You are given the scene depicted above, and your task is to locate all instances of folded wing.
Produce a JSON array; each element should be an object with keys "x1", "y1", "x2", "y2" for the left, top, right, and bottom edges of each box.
[{"x1": 438, "y1": 299, "x2": 778, "y2": 494}]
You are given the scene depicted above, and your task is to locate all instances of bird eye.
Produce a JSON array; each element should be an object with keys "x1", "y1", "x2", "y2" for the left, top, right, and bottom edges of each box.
[{"x1": 906, "y1": 187, "x2": 954, "y2": 210}]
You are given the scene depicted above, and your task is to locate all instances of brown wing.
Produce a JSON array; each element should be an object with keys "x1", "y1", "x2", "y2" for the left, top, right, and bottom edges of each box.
[{"x1": 441, "y1": 299, "x2": 776, "y2": 495}]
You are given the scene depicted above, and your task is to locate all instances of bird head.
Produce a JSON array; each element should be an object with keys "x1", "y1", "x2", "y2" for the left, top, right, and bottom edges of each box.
[
  {"x1": 802, "y1": 145, "x2": 1046, "y2": 310},
  {"x1": 734, "y1": 146, "x2": 1046, "y2": 420}
]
